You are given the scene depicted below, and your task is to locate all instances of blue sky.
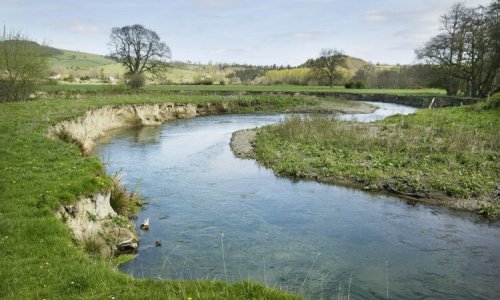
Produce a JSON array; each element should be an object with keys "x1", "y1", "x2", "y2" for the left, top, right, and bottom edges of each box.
[{"x1": 0, "y1": 0, "x2": 492, "y2": 65}]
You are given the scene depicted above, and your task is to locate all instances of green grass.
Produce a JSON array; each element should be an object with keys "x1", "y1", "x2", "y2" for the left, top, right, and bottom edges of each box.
[
  {"x1": 254, "y1": 95, "x2": 499, "y2": 214},
  {"x1": 39, "y1": 83, "x2": 447, "y2": 96},
  {"x1": 47, "y1": 49, "x2": 205, "y2": 82},
  {"x1": 0, "y1": 93, "x2": 317, "y2": 299},
  {"x1": 49, "y1": 49, "x2": 115, "y2": 69},
  {"x1": 145, "y1": 84, "x2": 446, "y2": 95}
]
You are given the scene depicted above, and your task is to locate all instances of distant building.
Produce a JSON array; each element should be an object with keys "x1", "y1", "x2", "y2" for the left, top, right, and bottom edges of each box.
[{"x1": 49, "y1": 72, "x2": 61, "y2": 80}]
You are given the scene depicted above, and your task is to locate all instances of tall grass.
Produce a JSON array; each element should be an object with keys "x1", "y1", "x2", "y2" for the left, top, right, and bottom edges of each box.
[{"x1": 255, "y1": 97, "x2": 499, "y2": 212}]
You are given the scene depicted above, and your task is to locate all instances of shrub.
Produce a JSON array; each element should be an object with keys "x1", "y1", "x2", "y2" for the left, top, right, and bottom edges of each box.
[
  {"x1": 80, "y1": 75, "x2": 91, "y2": 81},
  {"x1": 0, "y1": 32, "x2": 49, "y2": 102},
  {"x1": 193, "y1": 74, "x2": 213, "y2": 85},
  {"x1": 354, "y1": 81, "x2": 364, "y2": 88},
  {"x1": 345, "y1": 81, "x2": 365, "y2": 89},
  {"x1": 125, "y1": 73, "x2": 146, "y2": 89},
  {"x1": 64, "y1": 74, "x2": 75, "y2": 82}
]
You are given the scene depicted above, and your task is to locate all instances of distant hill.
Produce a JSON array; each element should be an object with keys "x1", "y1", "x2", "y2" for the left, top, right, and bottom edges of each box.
[{"x1": 48, "y1": 49, "x2": 115, "y2": 69}]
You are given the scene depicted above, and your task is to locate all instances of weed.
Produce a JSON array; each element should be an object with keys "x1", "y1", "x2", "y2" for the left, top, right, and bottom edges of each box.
[
  {"x1": 83, "y1": 238, "x2": 101, "y2": 256},
  {"x1": 110, "y1": 174, "x2": 143, "y2": 218},
  {"x1": 478, "y1": 203, "x2": 498, "y2": 219},
  {"x1": 86, "y1": 211, "x2": 97, "y2": 222}
]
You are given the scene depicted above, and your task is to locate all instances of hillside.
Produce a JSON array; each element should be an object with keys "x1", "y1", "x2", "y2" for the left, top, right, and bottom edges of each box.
[{"x1": 44, "y1": 47, "x2": 409, "y2": 87}]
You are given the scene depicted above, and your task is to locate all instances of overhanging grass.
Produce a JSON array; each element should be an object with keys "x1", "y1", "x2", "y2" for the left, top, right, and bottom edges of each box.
[
  {"x1": 0, "y1": 94, "x2": 312, "y2": 299},
  {"x1": 254, "y1": 96, "x2": 499, "y2": 215}
]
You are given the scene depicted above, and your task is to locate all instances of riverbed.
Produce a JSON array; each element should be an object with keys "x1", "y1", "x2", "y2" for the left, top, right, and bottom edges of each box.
[{"x1": 95, "y1": 102, "x2": 500, "y2": 299}]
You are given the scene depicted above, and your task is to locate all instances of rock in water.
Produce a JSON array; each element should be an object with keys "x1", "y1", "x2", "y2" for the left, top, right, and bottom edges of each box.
[{"x1": 116, "y1": 239, "x2": 138, "y2": 254}]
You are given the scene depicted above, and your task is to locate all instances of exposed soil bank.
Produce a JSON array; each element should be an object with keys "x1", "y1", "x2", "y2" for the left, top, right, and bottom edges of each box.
[
  {"x1": 49, "y1": 100, "x2": 372, "y2": 256},
  {"x1": 55, "y1": 192, "x2": 137, "y2": 256},
  {"x1": 48, "y1": 100, "x2": 373, "y2": 155},
  {"x1": 48, "y1": 102, "x2": 223, "y2": 256}
]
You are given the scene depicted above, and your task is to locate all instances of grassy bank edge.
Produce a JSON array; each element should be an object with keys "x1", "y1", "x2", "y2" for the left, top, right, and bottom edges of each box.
[
  {"x1": 0, "y1": 94, "x2": 374, "y2": 299},
  {"x1": 247, "y1": 97, "x2": 499, "y2": 219}
]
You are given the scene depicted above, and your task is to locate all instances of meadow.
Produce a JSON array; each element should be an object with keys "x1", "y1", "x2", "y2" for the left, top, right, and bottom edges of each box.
[{"x1": 39, "y1": 83, "x2": 447, "y2": 96}]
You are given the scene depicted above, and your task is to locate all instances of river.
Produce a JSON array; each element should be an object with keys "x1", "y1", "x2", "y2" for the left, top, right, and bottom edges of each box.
[{"x1": 95, "y1": 102, "x2": 500, "y2": 299}]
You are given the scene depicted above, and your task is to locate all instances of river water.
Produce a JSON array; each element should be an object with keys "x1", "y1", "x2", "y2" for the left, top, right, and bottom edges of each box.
[{"x1": 95, "y1": 103, "x2": 500, "y2": 299}]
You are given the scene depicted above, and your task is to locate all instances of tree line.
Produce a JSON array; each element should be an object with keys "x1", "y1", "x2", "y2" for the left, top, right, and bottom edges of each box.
[
  {"x1": 1, "y1": 1, "x2": 498, "y2": 101},
  {"x1": 416, "y1": 1, "x2": 499, "y2": 97}
]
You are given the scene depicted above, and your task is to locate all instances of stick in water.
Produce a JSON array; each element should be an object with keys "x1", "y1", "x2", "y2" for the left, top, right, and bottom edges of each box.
[
  {"x1": 221, "y1": 233, "x2": 227, "y2": 281},
  {"x1": 386, "y1": 260, "x2": 389, "y2": 300}
]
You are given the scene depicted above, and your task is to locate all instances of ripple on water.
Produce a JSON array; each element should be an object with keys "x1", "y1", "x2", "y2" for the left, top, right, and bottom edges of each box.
[{"x1": 96, "y1": 104, "x2": 500, "y2": 299}]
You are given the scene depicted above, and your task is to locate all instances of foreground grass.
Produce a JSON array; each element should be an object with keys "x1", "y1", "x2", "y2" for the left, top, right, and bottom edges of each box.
[
  {"x1": 39, "y1": 83, "x2": 447, "y2": 96},
  {"x1": 0, "y1": 94, "x2": 324, "y2": 299},
  {"x1": 255, "y1": 96, "x2": 499, "y2": 216}
]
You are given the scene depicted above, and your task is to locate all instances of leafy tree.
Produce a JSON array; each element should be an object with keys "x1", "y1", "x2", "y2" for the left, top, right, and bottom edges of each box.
[
  {"x1": 0, "y1": 31, "x2": 49, "y2": 102},
  {"x1": 310, "y1": 49, "x2": 346, "y2": 88},
  {"x1": 416, "y1": 1, "x2": 500, "y2": 97},
  {"x1": 108, "y1": 24, "x2": 171, "y2": 88}
]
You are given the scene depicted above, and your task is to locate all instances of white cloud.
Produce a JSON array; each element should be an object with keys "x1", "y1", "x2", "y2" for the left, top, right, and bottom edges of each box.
[
  {"x1": 361, "y1": 11, "x2": 389, "y2": 23},
  {"x1": 68, "y1": 20, "x2": 103, "y2": 34}
]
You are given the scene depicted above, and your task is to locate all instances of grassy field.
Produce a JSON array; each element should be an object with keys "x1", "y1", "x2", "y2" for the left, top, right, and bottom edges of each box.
[
  {"x1": 48, "y1": 49, "x2": 116, "y2": 69},
  {"x1": 254, "y1": 95, "x2": 499, "y2": 217},
  {"x1": 39, "y1": 83, "x2": 447, "y2": 96},
  {"x1": 1, "y1": 93, "x2": 345, "y2": 299}
]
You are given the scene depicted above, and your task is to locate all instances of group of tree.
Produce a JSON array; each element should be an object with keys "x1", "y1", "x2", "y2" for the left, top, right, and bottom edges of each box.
[
  {"x1": 2, "y1": 1, "x2": 498, "y2": 101},
  {"x1": 416, "y1": 1, "x2": 499, "y2": 97}
]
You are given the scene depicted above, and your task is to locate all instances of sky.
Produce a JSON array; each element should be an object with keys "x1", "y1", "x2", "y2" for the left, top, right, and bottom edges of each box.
[{"x1": 0, "y1": 0, "x2": 493, "y2": 66}]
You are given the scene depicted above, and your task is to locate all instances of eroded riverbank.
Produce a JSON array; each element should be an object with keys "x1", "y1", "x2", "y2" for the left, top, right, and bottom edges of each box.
[
  {"x1": 96, "y1": 108, "x2": 500, "y2": 299},
  {"x1": 48, "y1": 98, "x2": 373, "y2": 257}
]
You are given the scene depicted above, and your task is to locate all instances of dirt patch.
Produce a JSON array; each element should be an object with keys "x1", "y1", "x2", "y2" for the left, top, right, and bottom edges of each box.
[{"x1": 230, "y1": 129, "x2": 257, "y2": 159}]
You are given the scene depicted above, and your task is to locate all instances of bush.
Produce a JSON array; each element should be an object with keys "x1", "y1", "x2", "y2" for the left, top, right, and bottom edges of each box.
[
  {"x1": 355, "y1": 81, "x2": 365, "y2": 89},
  {"x1": 0, "y1": 32, "x2": 49, "y2": 102},
  {"x1": 345, "y1": 81, "x2": 365, "y2": 89},
  {"x1": 125, "y1": 73, "x2": 146, "y2": 89},
  {"x1": 64, "y1": 74, "x2": 75, "y2": 82},
  {"x1": 193, "y1": 74, "x2": 213, "y2": 85},
  {"x1": 80, "y1": 75, "x2": 91, "y2": 81}
]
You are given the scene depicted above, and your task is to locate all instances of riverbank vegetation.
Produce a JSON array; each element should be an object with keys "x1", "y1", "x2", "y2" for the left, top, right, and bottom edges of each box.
[
  {"x1": 38, "y1": 83, "x2": 447, "y2": 96},
  {"x1": 254, "y1": 94, "x2": 499, "y2": 218},
  {"x1": 1, "y1": 92, "x2": 375, "y2": 298}
]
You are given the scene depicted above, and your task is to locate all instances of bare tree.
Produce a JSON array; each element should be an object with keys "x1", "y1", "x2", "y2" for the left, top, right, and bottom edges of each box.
[
  {"x1": 0, "y1": 31, "x2": 49, "y2": 102},
  {"x1": 108, "y1": 24, "x2": 171, "y2": 87},
  {"x1": 416, "y1": 1, "x2": 499, "y2": 97},
  {"x1": 311, "y1": 49, "x2": 346, "y2": 88}
]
